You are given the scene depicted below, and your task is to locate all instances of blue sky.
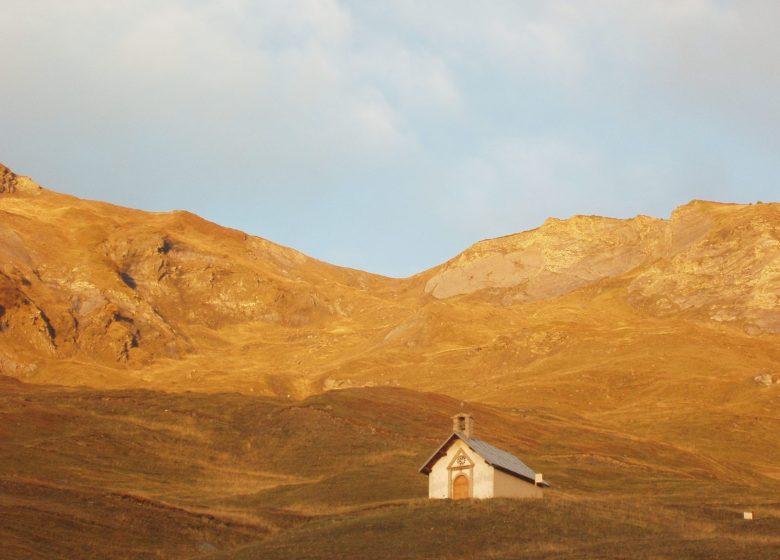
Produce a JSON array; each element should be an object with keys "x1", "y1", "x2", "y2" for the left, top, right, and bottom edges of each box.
[{"x1": 2, "y1": 1, "x2": 779, "y2": 277}]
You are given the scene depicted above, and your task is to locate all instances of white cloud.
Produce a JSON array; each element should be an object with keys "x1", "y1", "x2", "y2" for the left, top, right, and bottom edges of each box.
[
  {"x1": 0, "y1": 0, "x2": 451, "y2": 182},
  {"x1": 2, "y1": 0, "x2": 780, "y2": 276},
  {"x1": 355, "y1": 45, "x2": 463, "y2": 115}
]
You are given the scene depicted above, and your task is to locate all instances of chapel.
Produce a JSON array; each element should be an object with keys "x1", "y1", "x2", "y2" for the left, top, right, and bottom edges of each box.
[{"x1": 419, "y1": 413, "x2": 549, "y2": 499}]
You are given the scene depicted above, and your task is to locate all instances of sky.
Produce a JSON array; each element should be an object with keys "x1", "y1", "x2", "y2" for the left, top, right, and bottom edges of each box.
[{"x1": 2, "y1": 1, "x2": 779, "y2": 277}]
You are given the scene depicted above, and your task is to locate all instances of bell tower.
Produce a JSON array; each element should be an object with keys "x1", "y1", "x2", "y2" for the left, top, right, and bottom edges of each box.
[{"x1": 452, "y1": 413, "x2": 474, "y2": 438}]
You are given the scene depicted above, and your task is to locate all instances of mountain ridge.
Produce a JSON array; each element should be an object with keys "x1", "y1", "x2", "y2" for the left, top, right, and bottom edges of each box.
[{"x1": 1, "y1": 163, "x2": 778, "y2": 397}]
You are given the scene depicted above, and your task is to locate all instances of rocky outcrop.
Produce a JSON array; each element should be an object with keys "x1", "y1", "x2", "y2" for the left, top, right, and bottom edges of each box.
[
  {"x1": 0, "y1": 164, "x2": 41, "y2": 194},
  {"x1": 753, "y1": 374, "x2": 777, "y2": 387},
  {"x1": 424, "y1": 214, "x2": 666, "y2": 301},
  {"x1": 421, "y1": 200, "x2": 780, "y2": 333},
  {"x1": 0, "y1": 164, "x2": 17, "y2": 193},
  {"x1": 628, "y1": 202, "x2": 780, "y2": 333}
]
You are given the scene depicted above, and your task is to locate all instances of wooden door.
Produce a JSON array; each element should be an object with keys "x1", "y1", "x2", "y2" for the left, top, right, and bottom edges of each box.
[{"x1": 453, "y1": 474, "x2": 469, "y2": 500}]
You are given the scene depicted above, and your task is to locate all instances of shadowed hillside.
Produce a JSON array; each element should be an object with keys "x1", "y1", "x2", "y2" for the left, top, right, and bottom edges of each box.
[{"x1": 1, "y1": 377, "x2": 778, "y2": 559}]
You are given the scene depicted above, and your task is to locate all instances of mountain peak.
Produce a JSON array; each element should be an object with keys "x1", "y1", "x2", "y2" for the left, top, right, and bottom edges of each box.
[{"x1": 0, "y1": 163, "x2": 43, "y2": 195}]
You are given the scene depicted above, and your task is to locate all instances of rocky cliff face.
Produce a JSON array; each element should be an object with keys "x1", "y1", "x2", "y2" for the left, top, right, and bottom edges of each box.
[
  {"x1": 421, "y1": 200, "x2": 780, "y2": 334},
  {"x1": 628, "y1": 201, "x2": 780, "y2": 333},
  {"x1": 423, "y1": 214, "x2": 667, "y2": 302},
  {"x1": 0, "y1": 163, "x2": 41, "y2": 194}
]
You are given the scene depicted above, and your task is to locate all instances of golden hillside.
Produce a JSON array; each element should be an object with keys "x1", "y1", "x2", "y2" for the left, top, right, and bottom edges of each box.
[{"x1": 2, "y1": 163, "x2": 778, "y2": 400}]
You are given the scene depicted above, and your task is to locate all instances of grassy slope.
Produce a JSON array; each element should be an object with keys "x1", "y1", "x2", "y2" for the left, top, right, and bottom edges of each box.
[
  {"x1": 219, "y1": 499, "x2": 780, "y2": 560},
  {"x1": 2, "y1": 377, "x2": 778, "y2": 559}
]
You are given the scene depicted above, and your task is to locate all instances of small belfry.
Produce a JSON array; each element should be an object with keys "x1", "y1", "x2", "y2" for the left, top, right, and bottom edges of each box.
[
  {"x1": 452, "y1": 412, "x2": 474, "y2": 438},
  {"x1": 419, "y1": 414, "x2": 549, "y2": 500}
]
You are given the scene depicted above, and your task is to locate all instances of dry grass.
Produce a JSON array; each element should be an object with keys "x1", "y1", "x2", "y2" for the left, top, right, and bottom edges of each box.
[
  {"x1": 214, "y1": 498, "x2": 780, "y2": 560},
  {"x1": 1, "y1": 376, "x2": 779, "y2": 559}
]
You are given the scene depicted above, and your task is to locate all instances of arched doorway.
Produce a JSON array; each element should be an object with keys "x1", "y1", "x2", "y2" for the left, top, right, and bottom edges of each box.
[{"x1": 453, "y1": 474, "x2": 469, "y2": 500}]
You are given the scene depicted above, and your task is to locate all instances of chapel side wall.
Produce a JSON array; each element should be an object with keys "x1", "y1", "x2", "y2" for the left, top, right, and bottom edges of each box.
[
  {"x1": 471, "y1": 447, "x2": 494, "y2": 499},
  {"x1": 428, "y1": 440, "x2": 494, "y2": 499},
  {"x1": 492, "y1": 468, "x2": 544, "y2": 499},
  {"x1": 429, "y1": 458, "x2": 449, "y2": 499}
]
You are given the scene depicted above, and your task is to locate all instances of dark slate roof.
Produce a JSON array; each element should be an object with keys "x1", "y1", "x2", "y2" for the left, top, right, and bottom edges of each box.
[{"x1": 419, "y1": 432, "x2": 550, "y2": 487}]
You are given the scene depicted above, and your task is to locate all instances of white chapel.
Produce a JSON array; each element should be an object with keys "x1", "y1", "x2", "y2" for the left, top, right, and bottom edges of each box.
[{"x1": 419, "y1": 413, "x2": 549, "y2": 500}]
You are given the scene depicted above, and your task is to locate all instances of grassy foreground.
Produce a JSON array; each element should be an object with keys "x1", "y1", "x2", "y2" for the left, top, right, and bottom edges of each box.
[
  {"x1": 214, "y1": 498, "x2": 780, "y2": 560},
  {"x1": 1, "y1": 377, "x2": 778, "y2": 559}
]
